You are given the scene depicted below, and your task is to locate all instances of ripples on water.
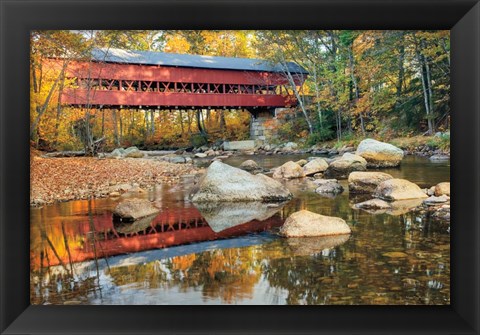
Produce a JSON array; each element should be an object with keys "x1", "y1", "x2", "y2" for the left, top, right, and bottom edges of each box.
[{"x1": 30, "y1": 155, "x2": 450, "y2": 305}]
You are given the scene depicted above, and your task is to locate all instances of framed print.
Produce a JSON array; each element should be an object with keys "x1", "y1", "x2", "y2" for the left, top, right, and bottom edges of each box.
[{"x1": 1, "y1": 0, "x2": 479, "y2": 334}]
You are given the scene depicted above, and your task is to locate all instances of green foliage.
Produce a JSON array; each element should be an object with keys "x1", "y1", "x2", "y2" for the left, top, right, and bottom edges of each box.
[
  {"x1": 427, "y1": 134, "x2": 450, "y2": 150},
  {"x1": 277, "y1": 117, "x2": 309, "y2": 142},
  {"x1": 189, "y1": 134, "x2": 208, "y2": 148},
  {"x1": 306, "y1": 127, "x2": 335, "y2": 146}
]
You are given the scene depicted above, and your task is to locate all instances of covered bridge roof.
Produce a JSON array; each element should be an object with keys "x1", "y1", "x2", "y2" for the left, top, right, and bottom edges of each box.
[{"x1": 91, "y1": 48, "x2": 308, "y2": 75}]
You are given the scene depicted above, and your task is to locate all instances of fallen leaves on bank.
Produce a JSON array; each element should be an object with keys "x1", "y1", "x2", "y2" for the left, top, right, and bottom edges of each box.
[{"x1": 30, "y1": 156, "x2": 198, "y2": 206}]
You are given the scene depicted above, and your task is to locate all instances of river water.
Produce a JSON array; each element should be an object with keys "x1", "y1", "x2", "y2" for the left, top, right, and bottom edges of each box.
[{"x1": 30, "y1": 155, "x2": 450, "y2": 305}]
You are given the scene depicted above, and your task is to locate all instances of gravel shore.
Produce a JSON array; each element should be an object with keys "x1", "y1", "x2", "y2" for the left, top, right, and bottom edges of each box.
[{"x1": 30, "y1": 156, "x2": 198, "y2": 206}]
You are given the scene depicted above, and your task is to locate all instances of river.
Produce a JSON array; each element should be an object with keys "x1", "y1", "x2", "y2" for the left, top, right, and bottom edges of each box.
[{"x1": 30, "y1": 155, "x2": 450, "y2": 305}]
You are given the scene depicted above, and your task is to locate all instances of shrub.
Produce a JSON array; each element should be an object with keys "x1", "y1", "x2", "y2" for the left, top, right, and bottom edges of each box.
[{"x1": 189, "y1": 134, "x2": 208, "y2": 148}]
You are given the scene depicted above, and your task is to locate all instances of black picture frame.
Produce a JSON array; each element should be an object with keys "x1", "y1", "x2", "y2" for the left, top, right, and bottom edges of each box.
[{"x1": 1, "y1": 0, "x2": 479, "y2": 334}]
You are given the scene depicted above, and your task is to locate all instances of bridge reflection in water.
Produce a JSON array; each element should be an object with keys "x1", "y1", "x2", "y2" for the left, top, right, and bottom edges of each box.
[{"x1": 30, "y1": 199, "x2": 285, "y2": 272}]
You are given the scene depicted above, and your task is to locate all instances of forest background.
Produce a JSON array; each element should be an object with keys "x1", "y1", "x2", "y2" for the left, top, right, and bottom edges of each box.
[{"x1": 30, "y1": 30, "x2": 450, "y2": 152}]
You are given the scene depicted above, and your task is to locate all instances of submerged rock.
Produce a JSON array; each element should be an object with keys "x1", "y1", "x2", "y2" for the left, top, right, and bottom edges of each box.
[
  {"x1": 354, "y1": 198, "x2": 423, "y2": 215},
  {"x1": 423, "y1": 195, "x2": 449, "y2": 205},
  {"x1": 194, "y1": 201, "x2": 285, "y2": 233},
  {"x1": 191, "y1": 161, "x2": 292, "y2": 202},
  {"x1": 279, "y1": 210, "x2": 351, "y2": 237},
  {"x1": 354, "y1": 198, "x2": 392, "y2": 210},
  {"x1": 348, "y1": 171, "x2": 393, "y2": 194},
  {"x1": 356, "y1": 139, "x2": 404, "y2": 167},
  {"x1": 313, "y1": 179, "x2": 344, "y2": 195},
  {"x1": 374, "y1": 178, "x2": 428, "y2": 201},
  {"x1": 430, "y1": 155, "x2": 450, "y2": 161},
  {"x1": 272, "y1": 161, "x2": 306, "y2": 179},
  {"x1": 112, "y1": 198, "x2": 160, "y2": 222}
]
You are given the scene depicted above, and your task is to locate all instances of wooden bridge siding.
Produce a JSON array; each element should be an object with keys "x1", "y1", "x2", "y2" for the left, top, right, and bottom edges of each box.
[
  {"x1": 50, "y1": 60, "x2": 304, "y2": 86},
  {"x1": 61, "y1": 89, "x2": 293, "y2": 107}
]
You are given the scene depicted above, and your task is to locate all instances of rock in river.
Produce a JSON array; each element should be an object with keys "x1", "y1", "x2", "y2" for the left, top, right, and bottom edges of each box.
[
  {"x1": 348, "y1": 171, "x2": 393, "y2": 194},
  {"x1": 272, "y1": 161, "x2": 306, "y2": 179},
  {"x1": 279, "y1": 210, "x2": 351, "y2": 237},
  {"x1": 423, "y1": 195, "x2": 449, "y2": 205},
  {"x1": 191, "y1": 161, "x2": 292, "y2": 202},
  {"x1": 434, "y1": 182, "x2": 450, "y2": 196},
  {"x1": 374, "y1": 178, "x2": 428, "y2": 201},
  {"x1": 194, "y1": 201, "x2": 285, "y2": 233},
  {"x1": 112, "y1": 198, "x2": 160, "y2": 222},
  {"x1": 313, "y1": 179, "x2": 344, "y2": 195},
  {"x1": 356, "y1": 138, "x2": 404, "y2": 167},
  {"x1": 354, "y1": 198, "x2": 392, "y2": 210},
  {"x1": 323, "y1": 153, "x2": 367, "y2": 179},
  {"x1": 303, "y1": 158, "x2": 329, "y2": 176},
  {"x1": 239, "y1": 159, "x2": 260, "y2": 172}
]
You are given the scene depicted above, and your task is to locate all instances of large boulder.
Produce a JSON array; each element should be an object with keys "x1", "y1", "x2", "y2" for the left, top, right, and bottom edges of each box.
[
  {"x1": 110, "y1": 148, "x2": 126, "y2": 158},
  {"x1": 323, "y1": 153, "x2": 367, "y2": 179},
  {"x1": 112, "y1": 199, "x2": 160, "y2": 222},
  {"x1": 279, "y1": 210, "x2": 351, "y2": 237},
  {"x1": 195, "y1": 201, "x2": 284, "y2": 233},
  {"x1": 348, "y1": 171, "x2": 394, "y2": 194},
  {"x1": 374, "y1": 178, "x2": 428, "y2": 201},
  {"x1": 303, "y1": 158, "x2": 329, "y2": 176},
  {"x1": 434, "y1": 182, "x2": 450, "y2": 196},
  {"x1": 356, "y1": 139, "x2": 404, "y2": 167},
  {"x1": 272, "y1": 161, "x2": 306, "y2": 179},
  {"x1": 124, "y1": 146, "x2": 142, "y2": 158},
  {"x1": 191, "y1": 161, "x2": 292, "y2": 202}
]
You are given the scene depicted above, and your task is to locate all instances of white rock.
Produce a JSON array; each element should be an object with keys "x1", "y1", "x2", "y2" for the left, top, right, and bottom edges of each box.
[{"x1": 279, "y1": 210, "x2": 351, "y2": 237}]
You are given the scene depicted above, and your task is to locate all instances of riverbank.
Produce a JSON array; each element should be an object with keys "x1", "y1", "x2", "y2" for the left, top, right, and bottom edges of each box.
[
  {"x1": 31, "y1": 135, "x2": 450, "y2": 206},
  {"x1": 30, "y1": 155, "x2": 198, "y2": 206}
]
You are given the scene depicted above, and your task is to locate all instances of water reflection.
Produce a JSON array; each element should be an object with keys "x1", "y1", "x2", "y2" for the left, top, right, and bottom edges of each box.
[
  {"x1": 195, "y1": 201, "x2": 286, "y2": 232},
  {"x1": 30, "y1": 155, "x2": 450, "y2": 305}
]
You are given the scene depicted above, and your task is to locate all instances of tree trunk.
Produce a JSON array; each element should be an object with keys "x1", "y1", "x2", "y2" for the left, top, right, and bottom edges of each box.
[
  {"x1": 178, "y1": 110, "x2": 185, "y2": 136},
  {"x1": 54, "y1": 69, "x2": 66, "y2": 145},
  {"x1": 348, "y1": 48, "x2": 365, "y2": 136},
  {"x1": 219, "y1": 109, "x2": 226, "y2": 132},
  {"x1": 30, "y1": 60, "x2": 68, "y2": 139},
  {"x1": 150, "y1": 110, "x2": 155, "y2": 135},
  {"x1": 312, "y1": 66, "x2": 323, "y2": 132},
  {"x1": 196, "y1": 109, "x2": 208, "y2": 139},
  {"x1": 424, "y1": 45, "x2": 435, "y2": 134},
  {"x1": 113, "y1": 109, "x2": 120, "y2": 146},
  {"x1": 414, "y1": 33, "x2": 434, "y2": 135},
  {"x1": 101, "y1": 109, "x2": 105, "y2": 137},
  {"x1": 119, "y1": 110, "x2": 123, "y2": 144},
  {"x1": 283, "y1": 64, "x2": 313, "y2": 135},
  {"x1": 186, "y1": 110, "x2": 192, "y2": 134}
]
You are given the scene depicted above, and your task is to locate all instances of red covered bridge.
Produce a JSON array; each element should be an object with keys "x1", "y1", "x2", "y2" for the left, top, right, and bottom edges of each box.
[{"x1": 57, "y1": 48, "x2": 308, "y2": 114}]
